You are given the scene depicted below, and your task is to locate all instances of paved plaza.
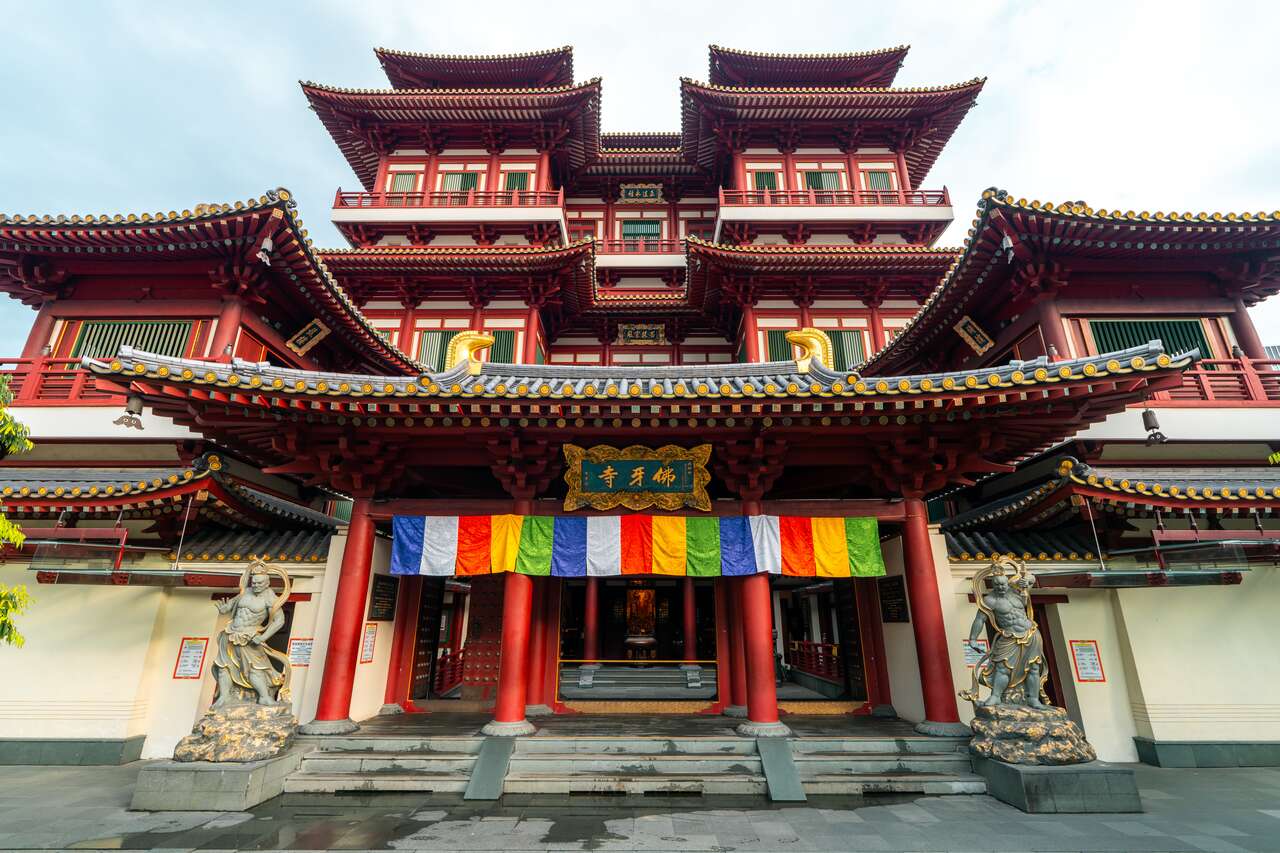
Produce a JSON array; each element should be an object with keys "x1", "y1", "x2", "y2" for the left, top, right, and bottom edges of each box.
[{"x1": 1, "y1": 761, "x2": 1280, "y2": 851}]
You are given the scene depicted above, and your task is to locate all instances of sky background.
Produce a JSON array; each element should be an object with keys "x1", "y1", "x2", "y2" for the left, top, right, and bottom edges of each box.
[{"x1": 5, "y1": 0, "x2": 1279, "y2": 349}]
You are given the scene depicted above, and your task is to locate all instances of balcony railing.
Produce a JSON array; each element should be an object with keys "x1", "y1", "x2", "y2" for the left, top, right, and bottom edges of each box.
[
  {"x1": 333, "y1": 189, "x2": 564, "y2": 209},
  {"x1": 719, "y1": 188, "x2": 950, "y2": 208},
  {"x1": 1, "y1": 357, "x2": 121, "y2": 406},
  {"x1": 785, "y1": 640, "x2": 844, "y2": 682},
  {"x1": 1147, "y1": 358, "x2": 1280, "y2": 404},
  {"x1": 596, "y1": 238, "x2": 685, "y2": 255},
  {"x1": 434, "y1": 647, "x2": 466, "y2": 695}
]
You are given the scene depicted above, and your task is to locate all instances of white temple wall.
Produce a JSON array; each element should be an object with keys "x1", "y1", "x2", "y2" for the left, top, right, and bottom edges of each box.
[
  {"x1": 878, "y1": 537, "x2": 925, "y2": 723},
  {"x1": 348, "y1": 537, "x2": 396, "y2": 723}
]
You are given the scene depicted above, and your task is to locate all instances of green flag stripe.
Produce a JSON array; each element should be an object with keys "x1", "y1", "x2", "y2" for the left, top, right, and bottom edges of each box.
[
  {"x1": 516, "y1": 515, "x2": 554, "y2": 575},
  {"x1": 685, "y1": 516, "x2": 722, "y2": 576},
  {"x1": 844, "y1": 516, "x2": 886, "y2": 577}
]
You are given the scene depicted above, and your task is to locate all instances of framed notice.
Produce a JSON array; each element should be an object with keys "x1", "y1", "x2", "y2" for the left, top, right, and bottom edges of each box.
[
  {"x1": 359, "y1": 622, "x2": 378, "y2": 664},
  {"x1": 288, "y1": 637, "x2": 314, "y2": 667},
  {"x1": 367, "y1": 575, "x2": 399, "y2": 621},
  {"x1": 963, "y1": 638, "x2": 988, "y2": 667},
  {"x1": 1069, "y1": 640, "x2": 1106, "y2": 682},
  {"x1": 172, "y1": 637, "x2": 208, "y2": 679},
  {"x1": 877, "y1": 576, "x2": 910, "y2": 623}
]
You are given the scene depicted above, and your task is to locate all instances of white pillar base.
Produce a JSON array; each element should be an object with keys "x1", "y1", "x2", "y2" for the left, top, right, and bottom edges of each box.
[
  {"x1": 481, "y1": 719, "x2": 536, "y2": 737},
  {"x1": 736, "y1": 720, "x2": 792, "y2": 738}
]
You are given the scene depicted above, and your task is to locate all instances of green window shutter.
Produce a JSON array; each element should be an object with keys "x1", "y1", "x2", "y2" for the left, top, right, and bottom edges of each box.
[
  {"x1": 752, "y1": 171, "x2": 777, "y2": 190},
  {"x1": 736, "y1": 337, "x2": 748, "y2": 363},
  {"x1": 330, "y1": 500, "x2": 354, "y2": 522},
  {"x1": 503, "y1": 171, "x2": 529, "y2": 191},
  {"x1": 829, "y1": 331, "x2": 867, "y2": 371},
  {"x1": 1089, "y1": 319, "x2": 1211, "y2": 358},
  {"x1": 864, "y1": 170, "x2": 893, "y2": 191},
  {"x1": 418, "y1": 330, "x2": 459, "y2": 372},
  {"x1": 388, "y1": 172, "x2": 417, "y2": 192},
  {"x1": 441, "y1": 172, "x2": 479, "y2": 192},
  {"x1": 489, "y1": 329, "x2": 516, "y2": 364},
  {"x1": 766, "y1": 330, "x2": 793, "y2": 361},
  {"x1": 71, "y1": 320, "x2": 194, "y2": 358},
  {"x1": 804, "y1": 171, "x2": 840, "y2": 190},
  {"x1": 621, "y1": 220, "x2": 661, "y2": 239}
]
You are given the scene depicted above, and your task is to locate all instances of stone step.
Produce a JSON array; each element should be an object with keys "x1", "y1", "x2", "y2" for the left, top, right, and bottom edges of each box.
[
  {"x1": 508, "y1": 753, "x2": 762, "y2": 776},
  {"x1": 503, "y1": 772, "x2": 767, "y2": 795},
  {"x1": 792, "y1": 752, "x2": 973, "y2": 776},
  {"x1": 559, "y1": 672, "x2": 716, "y2": 686},
  {"x1": 297, "y1": 736, "x2": 484, "y2": 754},
  {"x1": 802, "y1": 772, "x2": 988, "y2": 796},
  {"x1": 283, "y1": 772, "x2": 470, "y2": 794},
  {"x1": 515, "y1": 737, "x2": 756, "y2": 756},
  {"x1": 790, "y1": 737, "x2": 971, "y2": 755},
  {"x1": 299, "y1": 750, "x2": 479, "y2": 775}
]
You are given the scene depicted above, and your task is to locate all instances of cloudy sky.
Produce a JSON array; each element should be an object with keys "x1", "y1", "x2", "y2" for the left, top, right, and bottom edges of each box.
[{"x1": 5, "y1": 0, "x2": 1278, "y2": 347}]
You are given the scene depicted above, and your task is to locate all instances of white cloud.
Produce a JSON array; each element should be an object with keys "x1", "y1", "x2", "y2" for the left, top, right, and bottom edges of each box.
[{"x1": 3, "y1": 0, "x2": 1278, "y2": 345}]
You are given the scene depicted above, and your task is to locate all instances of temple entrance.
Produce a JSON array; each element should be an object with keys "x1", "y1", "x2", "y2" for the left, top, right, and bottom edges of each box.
[
  {"x1": 408, "y1": 578, "x2": 470, "y2": 702},
  {"x1": 775, "y1": 578, "x2": 869, "y2": 702}
]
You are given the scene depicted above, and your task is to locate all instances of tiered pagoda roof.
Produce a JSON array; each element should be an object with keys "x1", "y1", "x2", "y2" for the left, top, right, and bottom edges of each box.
[
  {"x1": 707, "y1": 45, "x2": 909, "y2": 88},
  {"x1": 867, "y1": 189, "x2": 1280, "y2": 376},
  {"x1": 375, "y1": 45, "x2": 575, "y2": 89}
]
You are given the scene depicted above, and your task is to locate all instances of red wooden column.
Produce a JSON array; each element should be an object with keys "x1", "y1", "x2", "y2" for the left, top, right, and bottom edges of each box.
[
  {"x1": 395, "y1": 299, "x2": 418, "y2": 354},
  {"x1": 301, "y1": 497, "x2": 376, "y2": 734},
  {"x1": 901, "y1": 497, "x2": 969, "y2": 736},
  {"x1": 525, "y1": 578, "x2": 552, "y2": 715},
  {"x1": 1229, "y1": 297, "x2": 1267, "y2": 359},
  {"x1": 208, "y1": 297, "x2": 243, "y2": 362},
  {"x1": 680, "y1": 578, "x2": 699, "y2": 669},
  {"x1": 522, "y1": 298, "x2": 542, "y2": 364},
  {"x1": 854, "y1": 578, "x2": 893, "y2": 715},
  {"x1": 724, "y1": 579, "x2": 748, "y2": 717},
  {"x1": 20, "y1": 303, "x2": 57, "y2": 358},
  {"x1": 380, "y1": 575, "x2": 423, "y2": 715},
  {"x1": 713, "y1": 581, "x2": 733, "y2": 711},
  {"x1": 483, "y1": 494, "x2": 537, "y2": 736},
  {"x1": 737, "y1": 498, "x2": 789, "y2": 737},
  {"x1": 1037, "y1": 299, "x2": 1071, "y2": 359},
  {"x1": 581, "y1": 577, "x2": 601, "y2": 668}
]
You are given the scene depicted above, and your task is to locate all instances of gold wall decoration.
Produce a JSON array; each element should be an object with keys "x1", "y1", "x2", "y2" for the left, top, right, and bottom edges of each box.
[
  {"x1": 617, "y1": 183, "x2": 664, "y2": 203},
  {"x1": 286, "y1": 319, "x2": 331, "y2": 356},
  {"x1": 954, "y1": 315, "x2": 995, "y2": 355},
  {"x1": 563, "y1": 444, "x2": 712, "y2": 511}
]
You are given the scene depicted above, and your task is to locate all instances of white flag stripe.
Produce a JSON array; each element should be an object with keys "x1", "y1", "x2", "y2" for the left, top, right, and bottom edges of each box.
[
  {"x1": 586, "y1": 515, "x2": 622, "y2": 576},
  {"x1": 749, "y1": 515, "x2": 782, "y2": 574},
  {"x1": 422, "y1": 516, "x2": 459, "y2": 576}
]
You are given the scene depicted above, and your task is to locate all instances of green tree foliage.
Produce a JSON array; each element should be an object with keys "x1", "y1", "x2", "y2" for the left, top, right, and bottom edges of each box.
[{"x1": 0, "y1": 374, "x2": 33, "y2": 646}]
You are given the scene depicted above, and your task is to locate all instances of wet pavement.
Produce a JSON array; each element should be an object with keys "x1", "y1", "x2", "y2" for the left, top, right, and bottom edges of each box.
[{"x1": 2, "y1": 761, "x2": 1280, "y2": 850}]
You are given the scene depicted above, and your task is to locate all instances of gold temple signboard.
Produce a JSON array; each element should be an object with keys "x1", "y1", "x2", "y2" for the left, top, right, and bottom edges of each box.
[
  {"x1": 954, "y1": 315, "x2": 994, "y2": 355},
  {"x1": 563, "y1": 444, "x2": 711, "y2": 511},
  {"x1": 286, "y1": 319, "x2": 331, "y2": 356},
  {"x1": 617, "y1": 183, "x2": 663, "y2": 203},
  {"x1": 616, "y1": 323, "x2": 666, "y2": 346}
]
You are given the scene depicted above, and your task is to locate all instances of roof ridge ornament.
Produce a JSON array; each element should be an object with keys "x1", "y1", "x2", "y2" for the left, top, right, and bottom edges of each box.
[
  {"x1": 444, "y1": 330, "x2": 495, "y2": 374},
  {"x1": 786, "y1": 327, "x2": 834, "y2": 373}
]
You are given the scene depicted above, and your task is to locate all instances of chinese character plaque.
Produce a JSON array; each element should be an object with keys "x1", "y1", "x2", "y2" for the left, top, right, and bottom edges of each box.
[{"x1": 563, "y1": 444, "x2": 711, "y2": 511}]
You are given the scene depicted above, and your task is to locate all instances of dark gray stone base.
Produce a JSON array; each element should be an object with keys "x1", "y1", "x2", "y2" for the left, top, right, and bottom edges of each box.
[
  {"x1": 0, "y1": 736, "x2": 145, "y2": 765},
  {"x1": 298, "y1": 717, "x2": 359, "y2": 735},
  {"x1": 973, "y1": 756, "x2": 1142, "y2": 813},
  {"x1": 131, "y1": 747, "x2": 307, "y2": 811},
  {"x1": 914, "y1": 719, "x2": 972, "y2": 737},
  {"x1": 1134, "y1": 737, "x2": 1280, "y2": 768}
]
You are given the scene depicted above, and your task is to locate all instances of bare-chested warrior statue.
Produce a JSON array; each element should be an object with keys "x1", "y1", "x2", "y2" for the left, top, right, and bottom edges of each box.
[
  {"x1": 211, "y1": 561, "x2": 293, "y2": 707},
  {"x1": 960, "y1": 557, "x2": 1048, "y2": 709}
]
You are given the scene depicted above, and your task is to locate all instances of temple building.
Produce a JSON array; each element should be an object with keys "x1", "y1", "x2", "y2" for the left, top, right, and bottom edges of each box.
[{"x1": 0, "y1": 44, "x2": 1276, "y2": 788}]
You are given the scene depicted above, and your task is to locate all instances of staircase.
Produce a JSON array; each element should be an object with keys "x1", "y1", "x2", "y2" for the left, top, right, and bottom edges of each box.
[
  {"x1": 792, "y1": 735, "x2": 985, "y2": 795},
  {"x1": 283, "y1": 734, "x2": 483, "y2": 794},
  {"x1": 504, "y1": 736, "x2": 764, "y2": 795},
  {"x1": 557, "y1": 664, "x2": 718, "y2": 700}
]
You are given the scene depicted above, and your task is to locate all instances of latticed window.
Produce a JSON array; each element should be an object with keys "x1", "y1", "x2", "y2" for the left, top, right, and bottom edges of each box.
[
  {"x1": 70, "y1": 320, "x2": 193, "y2": 358},
  {"x1": 620, "y1": 220, "x2": 661, "y2": 240},
  {"x1": 766, "y1": 330, "x2": 794, "y2": 361},
  {"x1": 418, "y1": 330, "x2": 459, "y2": 372},
  {"x1": 752, "y1": 171, "x2": 778, "y2": 191},
  {"x1": 1089, "y1": 319, "x2": 1212, "y2": 358},
  {"x1": 863, "y1": 170, "x2": 894, "y2": 191},
  {"x1": 803, "y1": 171, "x2": 841, "y2": 191},
  {"x1": 489, "y1": 330, "x2": 517, "y2": 363},
  {"x1": 502, "y1": 171, "x2": 529, "y2": 191},
  {"x1": 388, "y1": 172, "x2": 418, "y2": 192},
  {"x1": 440, "y1": 172, "x2": 479, "y2": 192},
  {"x1": 829, "y1": 330, "x2": 867, "y2": 371}
]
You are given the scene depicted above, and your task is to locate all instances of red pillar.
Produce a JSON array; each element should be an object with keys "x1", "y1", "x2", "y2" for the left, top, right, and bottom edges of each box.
[
  {"x1": 855, "y1": 578, "x2": 893, "y2": 714},
  {"x1": 741, "y1": 302, "x2": 761, "y2": 362},
  {"x1": 1229, "y1": 297, "x2": 1267, "y2": 359},
  {"x1": 582, "y1": 577, "x2": 600, "y2": 667},
  {"x1": 735, "y1": 497, "x2": 790, "y2": 736},
  {"x1": 901, "y1": 497, "x2": 968, "y2": 735},
  {"x1": 484, "y1": 494, "x2": 537, "y2": 736},
  {"x1": 381, "y1": 575, "x2": 422, "y2": 715},
  {"x1": 714, "y1": 581, "x2": 733, "y2": 711},
  {"x1": 20, "y1": 303, "x2": 57, "y2": 358},
  {"x1": 725, "y1": 580, "x2": 748, "y2": 716},
  {"x1": 523, "y1": 301, "x2": 541, "y2": 364},
  {"x1": 681, "y1": 578, "x2": 698, "y2": 667},
  {"x1": 525, "y1": 579, "x2": 550, "y2": 714},
  {"x1": 396, "y1": 302, "x2": 417, "y2": 354},
  {"x1": 301, "y1": 497, "x2": 376, "y2": 734},
  {"x1": 1037, "y1": 299, "x2": 1071, "y2": 359},
  {"x1": 208, "y1": 297, "x2": 243, "y2": 362}
]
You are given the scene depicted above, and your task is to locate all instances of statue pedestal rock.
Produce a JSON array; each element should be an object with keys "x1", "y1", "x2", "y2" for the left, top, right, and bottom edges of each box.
[
  {"x1": 132, "y1": 561, "x2": 304, "y2": 812},
  {"x1": 960, "y1": 558, "x2": 1140, "y2": 813}
]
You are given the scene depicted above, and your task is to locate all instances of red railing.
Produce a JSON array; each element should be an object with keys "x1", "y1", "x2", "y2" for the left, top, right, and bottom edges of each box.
[
  {"x1": 719, "y1": 188, "x2": 950, "y2": 207},
  {"x1": 333, "y1": 189, "x2": 564, "y2": 209},
  {"x1": 434, "y1": 647, "x2": 466, "y2": 695},
  {"x1": 1147, "y1": 358, "x2": 1280, "y2": 405},
  {"x1": 596, "y1": 239, "x2": 685, "y2": 255},
  {"x1": 786, "y1": 640, "x2": 843, "y2": 682},
  {"x1": 0, "y1": 357, "x2": 121, "y2": 406}
]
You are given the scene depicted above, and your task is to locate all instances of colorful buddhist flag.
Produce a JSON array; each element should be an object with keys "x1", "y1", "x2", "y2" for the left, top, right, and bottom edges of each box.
[{"x1": 391, "y1": 515, "x2": 885, "y2": 579}]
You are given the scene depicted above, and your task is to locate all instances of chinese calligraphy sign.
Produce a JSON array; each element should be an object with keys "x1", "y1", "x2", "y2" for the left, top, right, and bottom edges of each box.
[{"x1": 563, "y1": 444, "x2": 711, "y2": 511}]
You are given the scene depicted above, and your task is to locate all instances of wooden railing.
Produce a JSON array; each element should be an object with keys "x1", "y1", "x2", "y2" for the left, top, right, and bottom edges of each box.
[
  {"x1": 1147, "y1": 358, "x2": 1280, "y2": 404},
  {"x1": 434, "y1": 647, "x2": 466, "y2": 695},
  {"x1": 333, "y1": 189, "x2": 564, "y2": 209},
  {"x1": 0, "y1": 357, "x2": 121, "y2": 406},
  {"x1": 786, "y1": 640, "x2": 843, "y2": 682},
  {"x1": 596, "y1": 239, "x2": 685, "y2": 255},
  {"x1": 719, "y1": 188, "x2": 950, "y2": 208}
]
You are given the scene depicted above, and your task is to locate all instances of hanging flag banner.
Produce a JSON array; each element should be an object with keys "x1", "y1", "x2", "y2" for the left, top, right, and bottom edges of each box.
[{"x1": 391, "y1": 514, "x2": 886, "y2": 579}]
